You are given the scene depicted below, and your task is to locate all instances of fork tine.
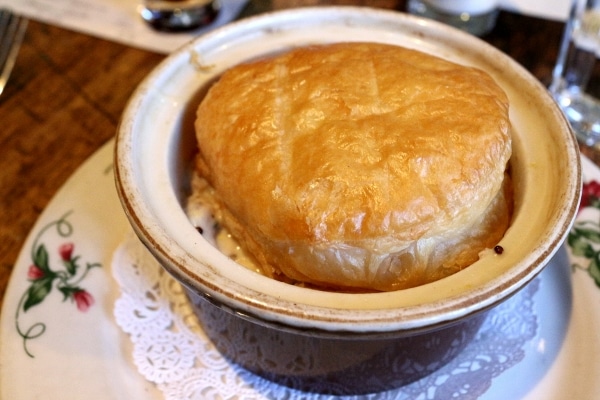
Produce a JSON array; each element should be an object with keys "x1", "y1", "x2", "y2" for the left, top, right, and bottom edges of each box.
[
  {"x1": 0, "y1": 10, "x2": 16, "y2": 69},
  {"x1": 0, "y1": 9, "x2": 11, "y2": 34},
  {"x1": 0, "y1": 9, "x2": 27, "y2": 97}
]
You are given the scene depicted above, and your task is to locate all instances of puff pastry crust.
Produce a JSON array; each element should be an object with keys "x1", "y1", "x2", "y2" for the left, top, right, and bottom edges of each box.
[{"x1": 193, "y1": 42, "x2": 512, "y2": 291}]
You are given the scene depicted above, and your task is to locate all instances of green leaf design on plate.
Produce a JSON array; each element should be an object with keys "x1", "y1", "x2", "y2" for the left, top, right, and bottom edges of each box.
[
  {"x1": 589, "y1": 253, "x2": 600, "y2": 287},
  {"x1": 33, "y1": 244, "x2": 50, "y2": 272},
  {"x1": 568, "y1": 229, "x2": 595, "y2": 258},
  {"x1": 22, "y1": 277, "x2": 53, "y2": 312}
]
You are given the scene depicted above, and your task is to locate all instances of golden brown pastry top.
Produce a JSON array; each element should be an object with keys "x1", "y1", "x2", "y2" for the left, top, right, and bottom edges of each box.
[
  {"x1": 195, "y1": 42, "x2": 510, "y2": 244},
  {"x1": 194, "y1": 42, "x2": 512, "y2": 291}
]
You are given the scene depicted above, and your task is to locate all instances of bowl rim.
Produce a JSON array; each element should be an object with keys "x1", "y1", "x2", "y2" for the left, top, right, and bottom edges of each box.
[{"x1": 115, "y1": 6, "x2": 582, "y2": 334}]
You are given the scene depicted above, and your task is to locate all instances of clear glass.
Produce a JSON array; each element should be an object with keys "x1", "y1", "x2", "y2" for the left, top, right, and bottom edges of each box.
[
  {"x1": 550, "y1": 0, "x2": 600, "y2": 145},
  {"x1": 140, "y1": 0, "x2": 220, "y2": 32},
  {"x1": 407, "y1": 0, "x2": 499, "y2": 37}
]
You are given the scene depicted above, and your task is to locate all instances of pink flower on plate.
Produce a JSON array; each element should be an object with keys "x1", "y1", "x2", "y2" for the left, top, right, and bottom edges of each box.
[
  {"x1": 580, "y1": 180, "x2": 600, "y2": 212},
  {"x1": 59, "y1": 243, "x2": 74, "y2": 261},
  {"x1": 72, "y1": 290, "x2": 94, "y2": 312},
  {"x1": 27, "y1": 265, "x2": 44, "y2": 280}
]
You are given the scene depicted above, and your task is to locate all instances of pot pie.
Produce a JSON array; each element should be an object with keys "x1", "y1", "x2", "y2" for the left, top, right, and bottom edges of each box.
[{"x1": 189, "y1": 42, "x2": 512, "y2": 292}]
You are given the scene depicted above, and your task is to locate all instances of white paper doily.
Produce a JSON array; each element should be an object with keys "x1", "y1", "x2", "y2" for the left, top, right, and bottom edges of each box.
[{"x1": 112, "y1": 232, "x2": 541, "y2": 400}]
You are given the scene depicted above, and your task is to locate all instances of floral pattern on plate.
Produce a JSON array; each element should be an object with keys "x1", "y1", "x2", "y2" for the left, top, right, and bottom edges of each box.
[
  {"x1": 15, "y1": 211, "x2": 102, "y2": 357},
  {"x1": 569, "y1": 180, "x2": 600, "y2": 287}
]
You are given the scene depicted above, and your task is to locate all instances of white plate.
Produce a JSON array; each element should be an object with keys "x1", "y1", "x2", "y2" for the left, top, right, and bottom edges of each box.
[{"x1": 0, "y1": 138, "x2": 599, "y2": 399}]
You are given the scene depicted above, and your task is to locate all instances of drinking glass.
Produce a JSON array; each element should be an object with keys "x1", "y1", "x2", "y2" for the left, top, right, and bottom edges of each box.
[{"x1": 550, "y1": 0, "x2": 600, "y2": 145}]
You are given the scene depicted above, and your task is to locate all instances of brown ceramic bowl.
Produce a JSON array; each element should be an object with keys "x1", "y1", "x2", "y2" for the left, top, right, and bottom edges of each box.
[{"x1": 114, "y1": 7, "x2": 581, "y2": 395}]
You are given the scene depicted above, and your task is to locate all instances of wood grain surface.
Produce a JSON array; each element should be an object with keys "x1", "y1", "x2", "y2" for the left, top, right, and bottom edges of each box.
[{"x1": 0, "y1": 1, "x2": 583, "y2": 311}]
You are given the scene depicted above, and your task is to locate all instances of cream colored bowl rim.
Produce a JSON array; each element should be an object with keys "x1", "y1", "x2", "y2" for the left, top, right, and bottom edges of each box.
[{"x1": 115, "y1": 6, "x2": 581, "y2": 333}]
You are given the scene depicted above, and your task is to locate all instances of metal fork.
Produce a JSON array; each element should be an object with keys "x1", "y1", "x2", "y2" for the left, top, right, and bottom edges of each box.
[{"x1": 0, "y1": 9, "x2": 27, "y2": 97}]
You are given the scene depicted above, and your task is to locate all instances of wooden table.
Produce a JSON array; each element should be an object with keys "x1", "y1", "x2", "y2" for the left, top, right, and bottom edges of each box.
[{"x1": 0, "y1": 1, "x2": 580, "y2": 310}]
